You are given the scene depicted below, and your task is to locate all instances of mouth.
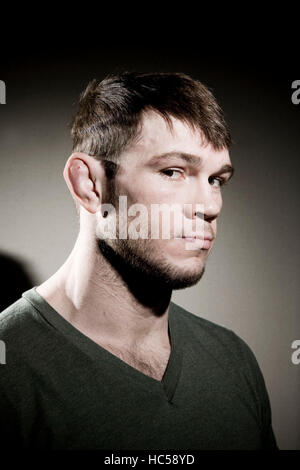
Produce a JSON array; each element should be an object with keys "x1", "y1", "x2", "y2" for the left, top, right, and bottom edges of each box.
[{"x1": 179, "y1": 236, "x2": 213, "y2": 250}]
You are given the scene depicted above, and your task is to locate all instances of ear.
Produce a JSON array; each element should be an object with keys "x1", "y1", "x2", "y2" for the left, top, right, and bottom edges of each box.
[{"x1": 63, "y1": 152, "x2": 105, "y2": 214}]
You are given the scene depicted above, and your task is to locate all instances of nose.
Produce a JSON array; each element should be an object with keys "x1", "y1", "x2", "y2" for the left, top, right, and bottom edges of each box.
[{"x1": 183, "y1": 179, "x2": 222, "y2": 223}]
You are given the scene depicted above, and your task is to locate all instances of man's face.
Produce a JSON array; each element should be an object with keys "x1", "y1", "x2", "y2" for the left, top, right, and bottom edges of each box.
[{"x1": 97, "y1": 111, "x2": 233, "y2": 289}]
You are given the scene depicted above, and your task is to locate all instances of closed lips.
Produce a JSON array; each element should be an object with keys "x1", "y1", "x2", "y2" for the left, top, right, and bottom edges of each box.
[{"x1": 183, "y1": 235, "x2": 213, "y2": 240}]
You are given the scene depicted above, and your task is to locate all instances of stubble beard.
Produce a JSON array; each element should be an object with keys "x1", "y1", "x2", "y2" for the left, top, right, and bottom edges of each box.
[{"x1": 97, "y1": 236, "x2": 206, "y2": 290}]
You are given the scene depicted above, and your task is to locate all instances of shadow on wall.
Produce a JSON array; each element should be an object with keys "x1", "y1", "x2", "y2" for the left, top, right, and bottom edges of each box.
[{"x1": 0, "y1": 252, "x2": 35, "y2": 312}]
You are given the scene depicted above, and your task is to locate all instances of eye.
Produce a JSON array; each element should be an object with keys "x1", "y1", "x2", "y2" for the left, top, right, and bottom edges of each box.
[
  {"x1": 160, "y1": 168, "x2": 184, "y2": 180},
  {"x1": 209, "y1": 176, "x2": 226, "y2": 188}
]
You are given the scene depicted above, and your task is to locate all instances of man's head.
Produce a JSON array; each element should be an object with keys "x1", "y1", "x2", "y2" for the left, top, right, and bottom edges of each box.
[{"x1": 64, "y1": 72, "x2": 234, "y2": 290}]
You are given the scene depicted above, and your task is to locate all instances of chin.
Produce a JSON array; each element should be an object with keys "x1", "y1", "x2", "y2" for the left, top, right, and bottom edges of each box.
[
  {"x1": 162, "y1": 266, "x2": 206, "y2": 290},
  {"x1": 148, "y1": 252, "x2": 206, "y2": 289},
  {"x1": 170, "y1": 277, "x2": 204, "y2": 290}
]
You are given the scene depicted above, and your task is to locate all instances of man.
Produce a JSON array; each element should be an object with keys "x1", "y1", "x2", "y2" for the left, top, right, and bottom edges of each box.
[{"x1": 0, "y1": 72, "x2": 278, "y2": 449}]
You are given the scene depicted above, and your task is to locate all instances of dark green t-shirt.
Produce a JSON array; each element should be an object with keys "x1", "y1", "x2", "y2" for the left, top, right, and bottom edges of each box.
[{"x1": 0, "y1": 287, "x2": 278, "y2": 450}]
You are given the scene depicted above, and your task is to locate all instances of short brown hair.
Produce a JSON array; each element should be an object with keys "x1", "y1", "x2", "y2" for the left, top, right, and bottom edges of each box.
[{"x1": 71, "y1": 72, "x2": 231, "y2": 164}]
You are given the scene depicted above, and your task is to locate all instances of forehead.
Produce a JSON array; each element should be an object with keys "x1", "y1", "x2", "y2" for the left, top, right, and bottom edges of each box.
[{"x1": 121, "y1": 110, "x2": 231, "y2": 168}]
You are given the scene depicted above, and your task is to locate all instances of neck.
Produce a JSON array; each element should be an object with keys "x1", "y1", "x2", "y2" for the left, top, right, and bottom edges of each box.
[{"x1": 36, "y1": 212, "x2": 172, "y2": 350}]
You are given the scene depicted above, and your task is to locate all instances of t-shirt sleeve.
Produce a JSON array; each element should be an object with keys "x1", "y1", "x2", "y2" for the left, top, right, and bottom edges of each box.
[{"x1": 228, "y1": 330, "x2": 279, "y2": 449}]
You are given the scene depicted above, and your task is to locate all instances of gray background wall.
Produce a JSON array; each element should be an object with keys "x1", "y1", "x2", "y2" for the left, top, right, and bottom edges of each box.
[{"x1": 0, "y1": 44, "x2": 299, "y2": 449}]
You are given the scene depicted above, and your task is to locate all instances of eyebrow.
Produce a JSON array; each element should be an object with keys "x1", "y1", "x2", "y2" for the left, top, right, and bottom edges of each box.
[{"x1": 148, "y1": 152, "x2": 235, "y2": 180}]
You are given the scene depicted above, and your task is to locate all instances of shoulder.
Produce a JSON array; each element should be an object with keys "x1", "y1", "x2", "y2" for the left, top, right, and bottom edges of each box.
[
  {"x1": 0, "y1": 293, "x2": 40, "y2": 340},
  {"x1": 0, "y1": 290, "x2": 56, "y2": 375},
  {"x1": 170, "y1": 301, "x2": 264, "y2": 385},
  {"x1": 170, "y1": 300, "x2": 247, "y2": 352}
]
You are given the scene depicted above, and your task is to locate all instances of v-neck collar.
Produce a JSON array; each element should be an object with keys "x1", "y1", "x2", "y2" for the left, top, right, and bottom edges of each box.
[{"x1": 22, "y1": 287, "x2": 184, "y2": 403}]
